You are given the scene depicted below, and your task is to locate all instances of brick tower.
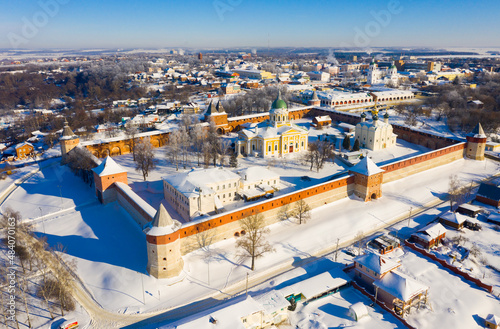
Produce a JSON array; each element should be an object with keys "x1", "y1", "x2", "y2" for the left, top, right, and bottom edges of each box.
[
  {"x1": 146, "y1": 204, "x2": 183, "y2": 279},
  {"x1": 308, "y1": 89, "x2": 321, "y2": 106},
  {"x1": 92, "y1": 156, "x2": 128, "y2": 204},
  {"x1": 465, "y1": 123, "x2": 486, "y2": 161},
  {"x1": 349, "y1": 157, "x2": 385, "y2": 202},
  {"x1": 60, "y1": 120, "x2": 80, "y2": 162}
]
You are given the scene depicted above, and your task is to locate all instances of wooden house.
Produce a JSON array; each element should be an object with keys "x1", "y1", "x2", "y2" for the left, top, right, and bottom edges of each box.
[
  {"x1": 476, "y1": 183, "x2": 500, "y2": 208},
  {"x1": 439, "y1": 211, "x2": 467, "y2": 230},
  {"x1": 373, "y1": 271, "x2": 429, "y2": 317},
  {"x1": 456, "y1": 203, "x2": 482, "y2": 217},
  {"x1": 15, "y1": 142, "x2": 34, "y2": 159},
  {"x1": 312, "y1": 115, "x2": 332, "y2": 128},
  {"x1": 486, "y1": 314, "x2": 500, "y2": 329},
  {"x1": 353, "y1": 252, "x2": 400, "y2": 288},
  {"x1": 410, "y1": 223, "x2": 446, "y2": 249}
]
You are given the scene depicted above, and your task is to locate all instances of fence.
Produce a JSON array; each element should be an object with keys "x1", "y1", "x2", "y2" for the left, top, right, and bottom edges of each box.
[{"x1": 404, "y1": 241, "x2": 493, "y2": 293}]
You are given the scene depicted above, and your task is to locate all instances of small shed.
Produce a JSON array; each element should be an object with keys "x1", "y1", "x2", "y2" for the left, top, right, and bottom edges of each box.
[
  {"x1": 485, "y1": 314, "x2": 500, "y2": 329},
  {"x1": 348, "y1": 302, "x2": 369, "y2": 321},
  {"x1": 439, "y1": 211, "x2": 467, "y2": 230},
  {"x1": 487, "y1": 212, "x2": 500, "y2": 225},
  {"x1": 456, "y1": 204, "x2": 482, "y2": 217},
  {"x1": 279, "y1": 271, "x2": 351, "y2": 304},
  {"x1": 369, "y1": 233, "x2": 400, "y2": 255},
  {"x1": 313, "y1": 115, "x2": 332, "y2": 128}
]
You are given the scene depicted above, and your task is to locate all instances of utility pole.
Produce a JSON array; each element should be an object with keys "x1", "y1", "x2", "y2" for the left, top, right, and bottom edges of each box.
[
  {"x1": 245, "y1": 273, "x2": 249, "y2": 297},
  {"x1": 408, "y1": 207, "x2": 413, "y2": 227},
  {"x1": 335, "y1": 238, "x2": 340, "y2": 262}
]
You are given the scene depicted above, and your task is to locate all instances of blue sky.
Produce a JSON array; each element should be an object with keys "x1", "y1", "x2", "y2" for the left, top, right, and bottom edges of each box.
[{"x1": 1, "y1": 0, "x2": 499, "y2": 49}]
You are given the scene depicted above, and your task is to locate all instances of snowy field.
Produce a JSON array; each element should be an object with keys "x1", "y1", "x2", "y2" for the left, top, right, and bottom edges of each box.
[{"x1": 399, "y1": 249, "x2": 500, "y2": 329}]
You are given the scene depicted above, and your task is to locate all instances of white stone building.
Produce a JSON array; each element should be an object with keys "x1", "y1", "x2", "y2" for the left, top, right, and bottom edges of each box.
[
  {"x1": 355, "y1": 111, "x2": 397, "y2": 151},
  {"x1": 367, "y1": 60, "x2": 400, "y2": 86},
  {"x1": 163, "y1": 166, "x2": 281, "y2": 221}
]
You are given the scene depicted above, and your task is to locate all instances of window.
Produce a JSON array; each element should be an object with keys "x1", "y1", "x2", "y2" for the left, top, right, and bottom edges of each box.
[
  {"x1": 217, "y1": 186, "x2": 219, "y2": 190},
  {"x1": 275, "y1": 144, "x2": 278, "y2": 151},
  {"x1": 268, "y1": 145, "x2": 271, "y2": 152},
  {"x1": 223, "y1": 184, "x2": 225, "y2": 189}
]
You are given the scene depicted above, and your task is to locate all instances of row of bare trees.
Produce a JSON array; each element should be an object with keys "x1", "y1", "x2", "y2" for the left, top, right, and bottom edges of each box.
[{"x1": 0, "y1": 208, "x2": 76, "y2": 328}]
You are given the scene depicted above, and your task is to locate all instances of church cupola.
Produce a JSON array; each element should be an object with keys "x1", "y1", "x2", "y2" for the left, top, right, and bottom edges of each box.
[{"x1": 269, "y1": 89, "x2": 289, "y2": 126}]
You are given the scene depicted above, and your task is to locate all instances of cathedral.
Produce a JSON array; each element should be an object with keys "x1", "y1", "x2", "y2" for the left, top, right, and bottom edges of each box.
[
  {"x1": 355, "y1": 110, "x2": 397, "y2": 151},
  {"x1": 237, "y1": 91, "x2": 309, "y2": 157},
  {"x1": 367, "y1": 60, "x2": 399, "y2": 86}
]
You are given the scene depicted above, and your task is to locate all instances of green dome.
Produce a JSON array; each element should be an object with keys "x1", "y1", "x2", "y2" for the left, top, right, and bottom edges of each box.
[
  {"x1": 384, "y1": 112, "x2": 390, "y2": 118},
  {"x1": 271, "y1": 90, "x2": 287, "y2": 110}
]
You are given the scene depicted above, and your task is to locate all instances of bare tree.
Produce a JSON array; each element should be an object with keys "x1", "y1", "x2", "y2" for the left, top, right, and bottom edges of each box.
[
  {"x1": 304, "y1": 140, "x2": 333, "y2": 172},
  {"x1": 236, "y1": 213, "x2": 275, "y2": 271},
  {"x1": 293, "y1": 199, "x2": 311, "y2": 224},
  {"x1": 354, "y1": 231, "x2": 365, "y2": 256},
  {"x1": 125, "y1": 124, "x2": 139, "y2": 160},
  {"x1": 277, "y1": 204, "x2": 292, "y2": 221},
  {"x1": 167, "y1": 130, "x2": 182, "y2": 171},
  {"x1": 191, "y1": 124, "x2": 205, "y2": 166},
  {"x1": 134, "y1": 138, "x2": 157, "y2": 181}
]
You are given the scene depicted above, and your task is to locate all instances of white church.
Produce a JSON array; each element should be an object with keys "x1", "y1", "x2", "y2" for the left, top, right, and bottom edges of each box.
[
  {"x1": 355, "y1": 110, "x2": 397, "y2": 151},
  {"x1": 367, "y1": 60, "x2": 400, "y2": 86}
]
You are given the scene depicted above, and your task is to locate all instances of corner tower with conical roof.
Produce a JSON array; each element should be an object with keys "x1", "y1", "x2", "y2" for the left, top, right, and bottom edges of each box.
[
  {"x1": 146, "y1": 204, "x2": 183, "y2": 278},
  {"x1": 308, "y1": 89, "x2": 321, "y2": 106},
  {"x1": 60, "y1": 119, "x2": 80, "y2": 162},
  {"x1": 466, "y1": 123, "x2": 486, "y2": 160},
  {"x1": 269, "y1": 89, "x2": 289, "y2": 127}
]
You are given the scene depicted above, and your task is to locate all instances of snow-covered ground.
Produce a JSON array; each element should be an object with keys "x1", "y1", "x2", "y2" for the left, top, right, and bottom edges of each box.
[
  {"x1": 399, "y1": 249, "x2": 500, "y2": 329},
  {"x1": 1, "y1": 150, "x2": 498, "y2": 319}
]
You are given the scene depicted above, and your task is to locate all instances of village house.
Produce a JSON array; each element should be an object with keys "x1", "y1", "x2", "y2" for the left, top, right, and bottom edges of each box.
[
  {"x1": 439, "y1": 210, "x2": 468, "y2": 230},
  {"x1": 15, "y1": 142, "x2": 35, "y2": 159},
  {"x1": 410, "y1": 222, "x2": 447, "y2": 249},
  {"x1": 312, "y1": 115, "x2": 332, "y2": 128},
  {"x1": 475, "y1": 182, "x2": 500, "y2": 208}
]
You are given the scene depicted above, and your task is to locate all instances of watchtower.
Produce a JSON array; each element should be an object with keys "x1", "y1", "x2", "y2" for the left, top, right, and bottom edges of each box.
[
  {"x1": 146, "y1": 204, "x2": 183, "y2": 279},
  {"x1": 349, "y1": 157, "x2": 385, "y2": 202}
]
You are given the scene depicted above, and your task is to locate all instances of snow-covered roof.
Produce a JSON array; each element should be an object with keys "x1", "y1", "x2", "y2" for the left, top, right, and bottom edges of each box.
[
  {"x1": 170, "y1": 296, "x2": 262, "y2": 329},
  {"x1": 468, "y1": 123, "x2": 486, "y2": 139},
  {"x1": 354, "y1": 252, "x2": 400, "y2": 275},
  {"x1": 486, "y1": 314, "x2": 500, "y2": 325},
  {"x1": 92, "y1": 156, "x2": 127, "y2": 177},
  {"x1": 279, "y1": 271, "x2": 350, "y2": 300},
  {"x1": 439, "y1": 211, "x2": 467, "y2": 225},
  {"x1": 15, "y1": 142, "x2": 34, "y2": 149},
  {"x1": 348, "y1": 302, "x2": 369, "y2": 321},
  {"x1": 163, "y1": 168, "x2": 240, "y2": 199},
  {"x1": 148, "y1": 204, "x2": 181, "y2": 236},
  {"x1": 373, "y1": 270, "x2": 429, "y2": 302},
  {"x1": 237, "y1": 166, "x2": 279, "y2": 184},
  {"x1": 415, "y1": 222, "x2": 447, "y2": 241},
  {"x1": 457, "y1": 203, "x2": 482, "y2": 213},
  {"x1": 349, "y1": 157, "x2": 384, "y2": 176},
  {"x1": 253, "y1": 290, "x2": 289, "y2": 315},
  {"x1": 314, "y1": 115, "x2": 331, "y2": 122}
]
